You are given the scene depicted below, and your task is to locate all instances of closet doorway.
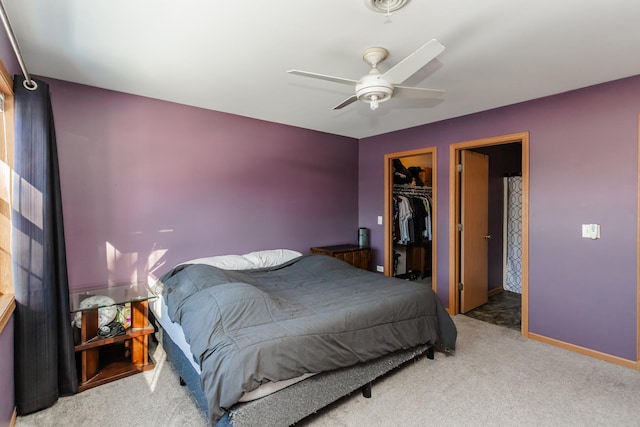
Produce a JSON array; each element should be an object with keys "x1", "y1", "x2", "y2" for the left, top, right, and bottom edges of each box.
[
  {"x1": 384, "y1": 147, "x2": 437, "y2": 293},
  {"x1": 449, "y1": 132, "x2": 529, "y2": 336}
]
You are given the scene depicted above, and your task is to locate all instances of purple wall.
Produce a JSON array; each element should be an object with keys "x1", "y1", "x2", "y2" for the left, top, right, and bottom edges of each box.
[
  {"x1": 359, "y1": 75, "x2": 640, "y2": 361},
  {"x1": 46, "y1": 79, "x2": 359, "y2": 289},
  {"x1": 0, "y1": 316, "x2": 14, "y2": 425}
]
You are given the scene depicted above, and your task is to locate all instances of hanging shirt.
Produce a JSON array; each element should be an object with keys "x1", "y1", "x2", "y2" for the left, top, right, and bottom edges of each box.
[{"x1": 397, "y1": 196, "x2": 413, "y2": 244}]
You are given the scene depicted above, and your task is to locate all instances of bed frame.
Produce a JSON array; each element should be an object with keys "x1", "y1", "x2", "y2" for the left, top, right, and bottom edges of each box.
[{"x1": 159, "y1": 326, "x2": 434, "y2": 426}]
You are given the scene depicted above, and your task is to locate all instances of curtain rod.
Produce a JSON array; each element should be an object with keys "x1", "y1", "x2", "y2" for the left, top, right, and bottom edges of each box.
[{"x1": 0, "y1": 0, "x2": 37, "y2": 91}]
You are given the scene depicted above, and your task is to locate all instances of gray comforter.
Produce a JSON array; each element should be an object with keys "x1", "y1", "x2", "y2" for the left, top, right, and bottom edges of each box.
[{"x1": 160, "y1": 254, "x2": 456, "y2": 424}]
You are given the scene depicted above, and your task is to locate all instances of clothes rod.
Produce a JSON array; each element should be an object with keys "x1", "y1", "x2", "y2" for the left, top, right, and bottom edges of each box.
[
  {"x1": 393, "y1": 184, "x2": 432, "y2": 196},
  {"x1": 0, "y1": 0, "x2": 36, "y2": 90},
  {"x1": 393, "y1": 184, "x2": 432, "y2": 191}
]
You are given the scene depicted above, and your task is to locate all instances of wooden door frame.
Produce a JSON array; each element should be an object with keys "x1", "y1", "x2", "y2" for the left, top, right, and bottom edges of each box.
[
  {"x1": 637, "y1": 113, "x2": 640, "y2": 369},
  {"x1": 384, "y1": 147, "x2": 437, "y2": 294},
  {"x1": 449, "y1": 132, "x2": 530, "y2": 336}
]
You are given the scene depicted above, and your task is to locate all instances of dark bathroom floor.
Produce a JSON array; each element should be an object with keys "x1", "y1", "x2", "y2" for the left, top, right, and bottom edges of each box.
[{"x1": 464, "y1": 290, "x2": 521, "y2": 331}]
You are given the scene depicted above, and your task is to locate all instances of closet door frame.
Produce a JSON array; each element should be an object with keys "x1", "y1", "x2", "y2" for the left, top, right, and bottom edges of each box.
[{"x1": 384, "y1": 147, "x2": 437, "y2": 293}]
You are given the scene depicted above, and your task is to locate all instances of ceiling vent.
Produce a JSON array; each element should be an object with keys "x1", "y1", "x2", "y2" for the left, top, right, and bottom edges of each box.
[{"x1": 365, "y1": 0, "x2": 409, "y2": 13}]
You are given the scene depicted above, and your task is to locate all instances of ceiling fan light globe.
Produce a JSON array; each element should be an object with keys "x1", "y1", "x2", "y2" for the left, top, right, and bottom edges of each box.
[
  {"x1": 355, "y1": 75, "x2": 393, "y2": 107},
  {"x1": 358, "y1": 89, "x2": 392, "y2": 102},
  {"x1": 356, "y1": 85, "x2": 393, "y2": 104}
]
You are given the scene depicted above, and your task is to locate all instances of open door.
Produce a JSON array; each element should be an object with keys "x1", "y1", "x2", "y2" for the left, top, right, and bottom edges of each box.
[
  {"x1": 449, "y1": 131, "x2": 529, "y2": 336},
  {"x1": 459, "y1": 150, "x2": 489, "y2": 313}
]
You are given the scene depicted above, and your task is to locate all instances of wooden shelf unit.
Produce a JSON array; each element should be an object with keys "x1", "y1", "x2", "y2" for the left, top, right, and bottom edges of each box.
[{"x1": 75, "y1": 298, "x2": 155, "y2": 392}]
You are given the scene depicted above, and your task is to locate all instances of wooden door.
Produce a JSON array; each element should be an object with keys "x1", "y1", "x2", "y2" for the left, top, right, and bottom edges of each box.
[{"x1": 460, "y1": 150, "x2": 489, "y2": 313}]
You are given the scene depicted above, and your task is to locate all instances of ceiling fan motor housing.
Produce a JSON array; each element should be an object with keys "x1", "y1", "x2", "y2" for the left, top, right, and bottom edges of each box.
[{"x1": 356, "y1": 74, "x2": 393, "y2": 104}]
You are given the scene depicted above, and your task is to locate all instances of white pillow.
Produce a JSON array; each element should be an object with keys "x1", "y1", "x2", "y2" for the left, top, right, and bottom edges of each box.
[
  {"x1": 175, "y1": 249, "x2": 302, "y2": 272},
  {"x1": 181, "y1": 254, "x2": 258, "y2": 270},
  {"x1": 242, "y1": 249, "x2": 302, "y2": 268}
]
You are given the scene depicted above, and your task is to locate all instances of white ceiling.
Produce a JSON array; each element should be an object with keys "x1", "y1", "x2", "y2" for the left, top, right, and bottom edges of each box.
[{"x1": 4, "y1": 0, "x2": 640, "y2": 139}]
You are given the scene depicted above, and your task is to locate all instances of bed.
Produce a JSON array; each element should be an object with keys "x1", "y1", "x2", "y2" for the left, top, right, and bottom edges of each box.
[{"x1": 151, "y1": 249, "x2": 456, "y2": 426}]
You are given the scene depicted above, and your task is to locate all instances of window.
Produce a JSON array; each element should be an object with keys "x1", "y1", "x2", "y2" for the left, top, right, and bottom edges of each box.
[{"x1": 0, "y1": 59, "x2": 15, "y2": 331}]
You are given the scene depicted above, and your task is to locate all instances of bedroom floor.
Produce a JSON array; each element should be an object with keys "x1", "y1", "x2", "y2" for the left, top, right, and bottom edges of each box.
[{"x1": 464, "y1": 290, "x2": 521, "y2": 331}]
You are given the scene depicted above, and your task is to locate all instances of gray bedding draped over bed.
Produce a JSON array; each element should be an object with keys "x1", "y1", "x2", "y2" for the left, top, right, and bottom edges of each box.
[{"x1": 160, "y1": 254, "x2": 456, "y2": 424}]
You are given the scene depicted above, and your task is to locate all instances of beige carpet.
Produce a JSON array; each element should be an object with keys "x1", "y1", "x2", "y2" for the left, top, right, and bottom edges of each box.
[{"x1": 16, "y1": 315, "x2": 640, "y2": 427}]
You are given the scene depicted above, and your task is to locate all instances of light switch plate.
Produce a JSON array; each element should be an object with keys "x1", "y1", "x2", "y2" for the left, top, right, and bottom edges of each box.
[
  {"x1": 377, "y1": 216, "x2": 383, "y2": 225},
  {"x1": 582, "y1": 224, "x2": 600, "y2": 239}
]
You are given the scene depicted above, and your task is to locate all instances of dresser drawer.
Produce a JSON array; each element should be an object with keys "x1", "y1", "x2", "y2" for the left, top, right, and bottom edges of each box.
[{"x1": 310, "y1": 244, "x2": 371, "y2": 270}]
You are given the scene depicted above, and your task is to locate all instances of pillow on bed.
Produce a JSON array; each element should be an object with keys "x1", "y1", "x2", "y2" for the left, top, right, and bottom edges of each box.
[
  {"x1": 175, "y1": 249, "x2": 302, "y2": 271},
  {"x1": 183, "y1": 254, "x2": 258, "y2": 270},
  {"x1": 155, "y1": 250, "x2": 302, "y2": 294},
  {"x1": 241, "y1": 249, "x2": 302, "y2": 268},
  {"x1": 154, "y1": 255, "x2": 257, "y2": 294}
]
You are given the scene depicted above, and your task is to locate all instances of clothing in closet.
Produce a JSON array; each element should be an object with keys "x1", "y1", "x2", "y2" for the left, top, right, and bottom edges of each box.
[{"x1": 393, "y1": 193, "x2": 432, "y2": 245}]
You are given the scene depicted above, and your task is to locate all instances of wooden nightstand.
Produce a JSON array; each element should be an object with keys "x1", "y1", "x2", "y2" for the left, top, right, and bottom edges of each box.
[
  {"x1": 310, "y1": 244, "x2": 371, "y2": 270},
  {"x1": 70, "y1": 283, "x2": 156, "y2": 392}
]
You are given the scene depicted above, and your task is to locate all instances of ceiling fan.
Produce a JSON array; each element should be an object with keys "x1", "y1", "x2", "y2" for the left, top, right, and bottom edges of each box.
[{"x1": 288, "y1": 39, "x2": 445, "y2": 111}]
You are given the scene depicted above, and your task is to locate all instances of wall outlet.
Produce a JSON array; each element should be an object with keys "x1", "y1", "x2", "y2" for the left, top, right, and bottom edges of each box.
[{"x1": 376, "y1": 265, "x2": 384, "y2": 272}]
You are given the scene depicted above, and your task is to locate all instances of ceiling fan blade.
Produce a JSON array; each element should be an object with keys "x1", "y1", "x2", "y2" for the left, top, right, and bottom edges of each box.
[
  {"x1": 381, "y1": 39, "x2": 445, "y2": 85},
  {"x1": 288, "y1": 70, "x2": 358, "y2": 86},
  {"x1": 333, "y1": 95, "x2": 358, "y2": 110},
  {"x1": 394, "y1": 85, "x2": 445, "y2": 99}
]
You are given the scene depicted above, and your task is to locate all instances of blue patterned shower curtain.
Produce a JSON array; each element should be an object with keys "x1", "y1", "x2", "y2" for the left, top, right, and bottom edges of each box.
[{"x1": 503, "y1": 176, "x2": 522, "y2": 293}]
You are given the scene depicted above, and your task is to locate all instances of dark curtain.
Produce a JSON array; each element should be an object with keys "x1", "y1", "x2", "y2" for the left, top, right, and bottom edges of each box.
[{"x1": 12, "y1": 76, "x2": 77, "y2": 415}]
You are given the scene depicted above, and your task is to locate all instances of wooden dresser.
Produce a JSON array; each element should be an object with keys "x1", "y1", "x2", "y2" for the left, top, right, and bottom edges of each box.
[{"x1": 310, "y1": 244, "x2": 371, "y2": 270}]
